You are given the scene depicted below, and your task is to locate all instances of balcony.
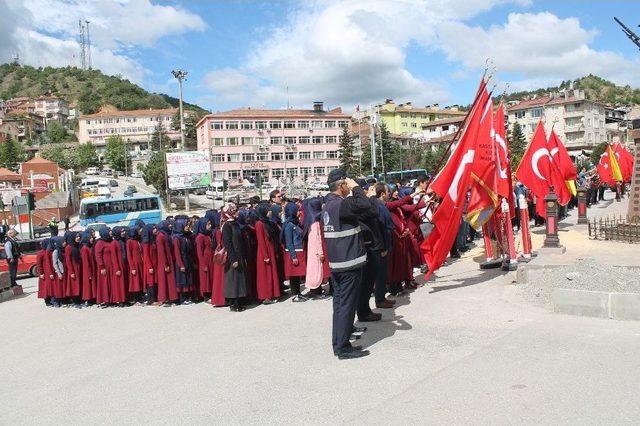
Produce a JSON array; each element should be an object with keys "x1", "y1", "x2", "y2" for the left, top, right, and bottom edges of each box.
[
  {"x1": 564, "y1": 124, "x2": 584, "y2": 133},
  {"x1": 564, "y1": 110, "x2": 584, "y2": 118}
]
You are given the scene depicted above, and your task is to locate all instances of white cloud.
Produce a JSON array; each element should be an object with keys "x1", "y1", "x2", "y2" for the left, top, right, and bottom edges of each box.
[
  {"x1": 437, "y1": 12, "x2": 640, "y2": 87},
  {"x1": 0, "y1": 0, "x2": 205, "y2": 84}
]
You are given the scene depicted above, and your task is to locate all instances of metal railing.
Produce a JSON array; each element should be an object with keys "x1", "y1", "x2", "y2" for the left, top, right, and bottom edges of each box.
[{"x1": 588, "y1": 215, "x2": 640, "y2": 243}]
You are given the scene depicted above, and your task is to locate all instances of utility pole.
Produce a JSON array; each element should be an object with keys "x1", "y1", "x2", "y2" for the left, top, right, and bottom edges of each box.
[
  {"x1": 78, "y1": 20, "x2": 86, "y2": 70},
  {"x1": 369, "y1": 105, "x2": 377, "y2": 176},
  {"x1": 171, "y1": 69, "x2": 189, "y2": 212},
  {"x1": 614, "y1": 17, "x2": 640, "y2": 50}
]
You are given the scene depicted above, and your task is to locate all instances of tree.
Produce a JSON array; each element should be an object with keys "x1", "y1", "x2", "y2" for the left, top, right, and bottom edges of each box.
[
  {"x1": 171, "y1": 110, "x2": 202, "y2": 150},
  {"x1": 422, "y1": 143, "x2": 449, "y2": 175},
  {"x1": 590, "y1": 141, "x2": 608, "y2": 165},
  {"x1": 338, "y1": 127, "x2": 358, "y2": 175},
  {"x1": 76, "y1": 143, "x2": 100, "y2": 170},
  {"x1": 0, "y1": 136, "x2": 26, "y2": 172},
  {"x1": 39, "y1": 144, "x2": 69, "y2": 169},
  {"x1": 142, "y1": 150, "x2": 167, "y2": 200},
  {"x1": 104, "y1": 135, "x2": 127, "y2": 173},
  {"x1": 509, "y1": 122, "x2": 527, "y2": 170},
  {"x1": 150, "y1": 123, "x2": 171, "y2": 151},
  {"x1": 45, "y1": 121, "x2": 68, "y2": 143}
]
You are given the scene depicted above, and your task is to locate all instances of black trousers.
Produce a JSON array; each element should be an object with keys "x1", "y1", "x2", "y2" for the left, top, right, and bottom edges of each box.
[
  {"x1": 8, "y1": 260, "x2": 18, "y2": 287},
  {"x1": 357, "y1": 251, "x2": 375, "y2": 318},
  {"x1": 331, "y1": 267, "x2": 362, "y2": 354}
]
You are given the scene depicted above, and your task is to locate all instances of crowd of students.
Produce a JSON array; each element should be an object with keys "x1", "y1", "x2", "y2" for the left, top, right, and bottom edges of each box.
[{"x1": 36, "y1": 177, "x2": 436, "y2": 313}]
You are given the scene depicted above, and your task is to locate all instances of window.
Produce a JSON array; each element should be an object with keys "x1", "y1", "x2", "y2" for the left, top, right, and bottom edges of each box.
[
  {"x1": 228, "y1": 170, "x2": 241, "y2": 179},
  {"x1": 401, "y1": 113, "x2": 408, "y2": 118},
  {"x1": 514, "y1": 111, "x2": 525, "y2": 119},
  {"x1": 314, "y1": 166, "x2": 325, "y2": 176},
  {"x1": 211, "y1": 154, "x2": 224, "y2": 163},
  {"x1": 225, "y1": 121, "x2": 238, "y2": 129},
  {"x1": 242, "y1": 153, "x2": 255, "y2": 161},
  {"x1": 257, "y1": 152, "x2": 268, "y2": 161},
  {"x1": 312, "y1": 120, "x2": 322, "y2": 128},
  {"x1": 312, "y1": 136, "x2": 323, "y2": 144},
  {"x1": 286, "y1": 168, "x2": 297, "y2": 177},
  {"x1": 241, "y1": 137, "x2": 253, "y2": 145},
  {"x1": 269, "y1": 121, "x2": 281, "y2": 129},
  {"x1": 285, "y1": 151, "x2": 296, "y2": 160},
  {"x1": 325, "y1": 136, "x2": 337, "y2": 144},
  {"x1": 531, "y1": 108, "x2": 542, "y2": 118},
  {"x1": 227, "y1": 154, "x2": 240, "y2": 162},
  {"x1": 411, "y1": 122, "x2": 417, "y2": 128},
  {"x1": 313, "y1": 151, "x2": 325, "y2": 159},
  {"x1": 298, "y1": 136, "x2": 310, "y2": 144},
  {"x1": 442, "y1": 125, "x2": 449, "y2": 131},
  {"x1": 530, "y1": 123, "x2": 537, "y2": 132},
  {"x1": 226, "y1": 137, "x2": 238, "y2": 146},
  {"x1": 325, "y1": 120, "x2": 336, "y2": 128},
  {"x1": 256, "y1": 121, "x2": 267, "y2": 129},
  {"x1": 270, "y1": 137, "x2": 282, "y2": 145},
  {"x1": 271, "y1": 152, "x2": 283, "y2": 161},
  {"x1": 284, "y1": 121, "x2": 295, "y2": 129},
  {"x1": 402, "y1": 122, "x2": 408, "y2": 127},
  {"x1": 272, "y1": 168, "x2": 284, "y2": 178},
  {"x1": 211, "y1": 121, "x2": 223, "y2": 130},
  {"x1": 299, "y1": 151, "x2": 311, "y2": 160},
  {"x1": 240, "y1": 121, "x2": 253, "y2": 129},
  {"x1": 284, "y1": 136, "x2": 296, "y2": 145},
  {"x1": 300, "y1": 167, "x2": 311, "y2": 176},
  {"x1": 298, "y1": 120, "x2": 309, "y2": 129},
  {"x1": 338, "y1": 120, "x2": 349, "y2": 128},
  {"x1": 327, "y1": 151, "x2": 338, "y2": 159},
  {"x1": 421, "y1": 114, "x2": 428, "y2": 119}
]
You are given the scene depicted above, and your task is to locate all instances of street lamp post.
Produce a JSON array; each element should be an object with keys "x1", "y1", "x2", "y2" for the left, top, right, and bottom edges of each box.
[{"x1": 172, "y1": 69, "x2": 189, "y2": 212}]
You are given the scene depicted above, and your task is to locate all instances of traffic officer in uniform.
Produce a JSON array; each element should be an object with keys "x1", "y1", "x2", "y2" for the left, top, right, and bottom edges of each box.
[{"x1": 323, "y1": 169, "x2": 372, "y2": 360}]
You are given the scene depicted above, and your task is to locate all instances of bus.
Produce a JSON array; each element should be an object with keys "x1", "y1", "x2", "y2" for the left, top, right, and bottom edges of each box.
[
  {"x1": 79, "y1": 195, "x2": 162, "y2": 228},
  {"x1": 381, "y1": 168, "x2": 428, "y2": 183}
]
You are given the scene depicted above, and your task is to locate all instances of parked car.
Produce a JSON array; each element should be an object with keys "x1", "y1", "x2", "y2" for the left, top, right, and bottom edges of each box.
[
  {"x1": 123, "y1": 189, "x2": 135, "y2": 197},
  {"x1": 0, "y1": 242, "x2": 39, "y2": 277},
  {"x1": 109, "y1": 179, "x2": 119, "y2": 187},
  {"x1": 126, "y1": 185, "x2": 138, "y2": 193},
  {"x1": 33, "y1": 225, "x2": 48, "y2": 238}
]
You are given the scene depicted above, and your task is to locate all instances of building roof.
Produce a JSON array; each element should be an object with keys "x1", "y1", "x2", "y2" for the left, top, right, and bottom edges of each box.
[
  {"x1": 0, "y1": 167, "x2": 21, "y2": 181},
  {"x1": 421, "y1": 116, "x2": 465, "y2": 128},
  {"x1": 422, "y1": 133, "x2": 455, "y2": 144},
  {"x1": 80, "y1": 107, "x2": 178, "y2": 119},
  {"x1": 507, "y1": 95, "x2": 552, "y2": 111},
  {"x1": 197, "y1": 107, "x2": 348, "y2": 127},
  {"x1": 24, "y1": 157, "x2": 57, "y2": 165},
  {"x1": 508, "y1": 91, "x2": 606, "y2": 112}
]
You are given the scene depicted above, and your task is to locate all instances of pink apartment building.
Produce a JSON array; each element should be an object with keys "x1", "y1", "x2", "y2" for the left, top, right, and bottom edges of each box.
[{"x1": 196, "y1": 102, "x2": 350, "y2": 182}]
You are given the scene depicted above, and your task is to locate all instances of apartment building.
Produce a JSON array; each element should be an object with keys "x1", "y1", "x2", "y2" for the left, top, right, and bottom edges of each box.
[
  {"x1": 78, "y1": 106, "x2": 180, "y2": 155},
  {"x1": 507, "y1": 89, "x2": 608, "y2": 151},
  {"x1": 0, "y1": 112, "x2": 45, "y2": 143},
  {"x1": 34, "y1": 96, "x2": 69, "y2": 125},
  {"x1": 196, "y1": 102, "x2": 349, "y2": 182}
]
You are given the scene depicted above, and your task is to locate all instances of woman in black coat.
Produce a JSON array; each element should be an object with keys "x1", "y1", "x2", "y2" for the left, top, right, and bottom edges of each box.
[{"x1": 221, "y1": 203, "x2": 248, "y2": 312}]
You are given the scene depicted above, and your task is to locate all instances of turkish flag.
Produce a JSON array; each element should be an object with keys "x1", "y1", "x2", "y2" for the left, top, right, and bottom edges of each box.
[
  {"x1": 493, "y1": 102, "x2": 512, "y2": 200},
  {"x1": 613, "y1": 142, "x2": 634, "y2": 181},
  {"x1": 423, "y1": 81, "x2": 490, "y2": 279},
  {"x1": 597, "y1": 149, "x2": 615, "y2": 186},
  {"x1": 516, "y1": 121, "x2": 569, "y2": 218},
  {"x1": 466, "y1": 96, "x2": 498, "y2": 230},
  {"x1": 548, "y1": 129, "x2": 578, "y2": 195}
]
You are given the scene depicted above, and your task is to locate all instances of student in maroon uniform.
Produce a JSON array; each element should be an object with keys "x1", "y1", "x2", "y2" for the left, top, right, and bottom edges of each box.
[
  {"x1": 64, "y1": 231, "x2": 82, "y2": 308},
  {"x1": 36, "y1": 238, "x2": 51, "y2": 306},
  {"x1": 282, "y1": 202, "x2": 308, "y2": 302},
  {"x1": 109, "y1": 227, "x2": 127, "y2": 306},
  {"x1": 126, "y1": 226, "x2": 145, "y2": 303},
  {"x1": 195, "y1": 217, "x2": 213, "y2": 301},
  {"x1": 156, "y1": 220, "x2": 178, "y2": 306},
  {"x1": 141, "y1": 223, "x2": 158, "y2": 305},
  {"x1": 210, "y1": 212, "x2": 226, "y2": 307},
  {"x1": 255, "y1": 203, "x2": 281, "y2": 304},
  {"x1": 94, "y1": 227, "x2": 113, "y2": 308},
  {"x1": 80, "y1": 230, "x2": 96, "y2": 306}
]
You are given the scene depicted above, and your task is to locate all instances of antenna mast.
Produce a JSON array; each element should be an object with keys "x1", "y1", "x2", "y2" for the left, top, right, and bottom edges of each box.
[
  {"x1": 85, "y1": 20, "x2": 92, "y2": 69},
  {"x1": 614, "y1": 17, "x2": 640, "y2": 50}
]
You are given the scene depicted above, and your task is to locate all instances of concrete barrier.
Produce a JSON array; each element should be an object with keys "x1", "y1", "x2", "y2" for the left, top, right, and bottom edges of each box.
[
  {"x1": 552, "y1": 288, "x2": 610, "y2": 319},
  {"x1": 610, "y1": 293, "x2": 640, "y2": 321}
]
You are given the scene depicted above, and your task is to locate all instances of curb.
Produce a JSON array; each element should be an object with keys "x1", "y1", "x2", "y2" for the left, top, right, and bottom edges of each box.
[{"x1": 552, "y1": 288, "x2": 640, "y2": 321}]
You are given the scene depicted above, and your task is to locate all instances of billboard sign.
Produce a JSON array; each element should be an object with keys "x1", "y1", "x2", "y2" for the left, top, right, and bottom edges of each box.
[{"x1": 166, "y1": 151, "x2": 211, "y2": 190}]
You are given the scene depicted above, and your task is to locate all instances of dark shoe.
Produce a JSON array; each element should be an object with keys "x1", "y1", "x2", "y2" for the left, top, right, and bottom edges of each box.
[
  {"x1": 262, "y1": 298, "x2": 275, "y2": 305},
  {"x1": 229, "y1": 305, "x2": 238, "y2": 312},
  {"x1": 375, "y1": 300, "x2": 395, "y2": 309},
  {"x1": 352, "y1": 325, "x2": 367, "y2": 333},
  {"x1": 292, "y1": 294, "x2": 309, "y2": 303},
  {"x1": 358, "y1": 313, "x2": 382, "y2": 322},
  {"x1": 450, "y1": 252, "x2": 461, "y2": 259},
  {"x1": 237, "y1": 305, "x2": 246, "y2": 312},
  {"x1": 337, "y1": 349, "x2": 370, "y2": 360},
  {"x1": 333, "y1": 345, "x2": 362, "y2": 356}
]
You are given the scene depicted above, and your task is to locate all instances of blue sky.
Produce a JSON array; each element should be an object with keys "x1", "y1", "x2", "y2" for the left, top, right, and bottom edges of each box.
[{"x1": 2, "y1": 0, "x2": 639, "y2": 112}]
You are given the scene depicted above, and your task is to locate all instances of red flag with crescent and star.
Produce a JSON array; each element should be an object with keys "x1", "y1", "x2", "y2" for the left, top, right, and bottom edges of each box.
[
  {"x1": 548, "y1": 129, "x2": 578, "y2": 196},
  {"x1": 422, "y1": 80, "x2": 490, "y2": 279},
  {"x1": 613, "y1": 142, "x2": 634, "y2": 181}
]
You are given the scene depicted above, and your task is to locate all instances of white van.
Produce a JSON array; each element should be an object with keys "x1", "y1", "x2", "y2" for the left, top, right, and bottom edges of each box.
[
  {"x1": 86, "y1": 167, "x2": 99, "y2": 176},
  {"x1": 80, "y1": 178, "x2": 100, "y2": 191},
  {"x1": 205, "y1": 181, "x2": 226, "y2": 200}
]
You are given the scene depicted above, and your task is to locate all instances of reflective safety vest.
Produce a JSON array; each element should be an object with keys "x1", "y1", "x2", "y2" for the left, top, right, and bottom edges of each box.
[{"x1": 322, "y1": 193, "x2": 367, "y2": 272}]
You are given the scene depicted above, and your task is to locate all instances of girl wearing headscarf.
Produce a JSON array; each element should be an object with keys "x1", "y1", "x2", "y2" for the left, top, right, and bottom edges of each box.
[
  {"x1": 302, "y1": 196, "x2": 330, "y2": 298},
  {"x1": 195, "y1": 217, "x2": 213, "y2": 301},
  {"x1": 270, "y1": 204, "x2": 285, "y2": 292},
  {"x1": 255, "y1": 203, "x2": 281, "y2": 303},
  {"x1": 141, "y1": 223, "x2": 158, "y2": 305},
  {"x1": 156, "y1": 220, "x2": 178, "y2": 306},
  {"x1": 386, "y1": 188, "x2": 414, "y2": 295},
  {"x1": 51, "y1": 236, "x2": 66, "y2": 304},
  {"x1": 36, "y1": 238, "x2": 51, "y2": 306},
  {"x1": 173, "y1": 218, "x2": 194, "y2": 305},
  {"x1": 80, "y1": 230, "x2": 96, "y2": 305},
  {"x1": 64, "y1": 231, "x2": 82, "y2": 308},
  {"x1": 95, "y1": 227, "x2": 114, "y2": 307},
  {"x1": 210, "y1": 211, "x2": 226, "y2": 307},
  {"x1": 282, "y1": 202, "x2": 307, "y2": 302},
  {"x1": 221, "y1": 203, "x2": 247, "y2": 311},
  {"x1": 126, "y1": 226, "x2": 145, "y2": 302},
  {"x1": 109, "y1": 227, "x2": 127, "y2": 305},
  {"x1": 237, "y1": 208, "x2": 257, "y2": 301}
]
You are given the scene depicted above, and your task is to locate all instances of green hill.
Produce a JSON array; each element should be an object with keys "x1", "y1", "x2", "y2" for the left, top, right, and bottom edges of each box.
[
  {"x1": 505, "y1": 74, "x2": 640, "y2": 105},
  {"x1": 0, "y1": 63, "x2": 209, "y2": 115}
]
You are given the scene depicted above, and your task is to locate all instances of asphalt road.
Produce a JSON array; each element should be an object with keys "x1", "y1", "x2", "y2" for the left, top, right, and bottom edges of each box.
[{"x1": 2, "y1": 240, "x2": 640, "y2": 424}]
